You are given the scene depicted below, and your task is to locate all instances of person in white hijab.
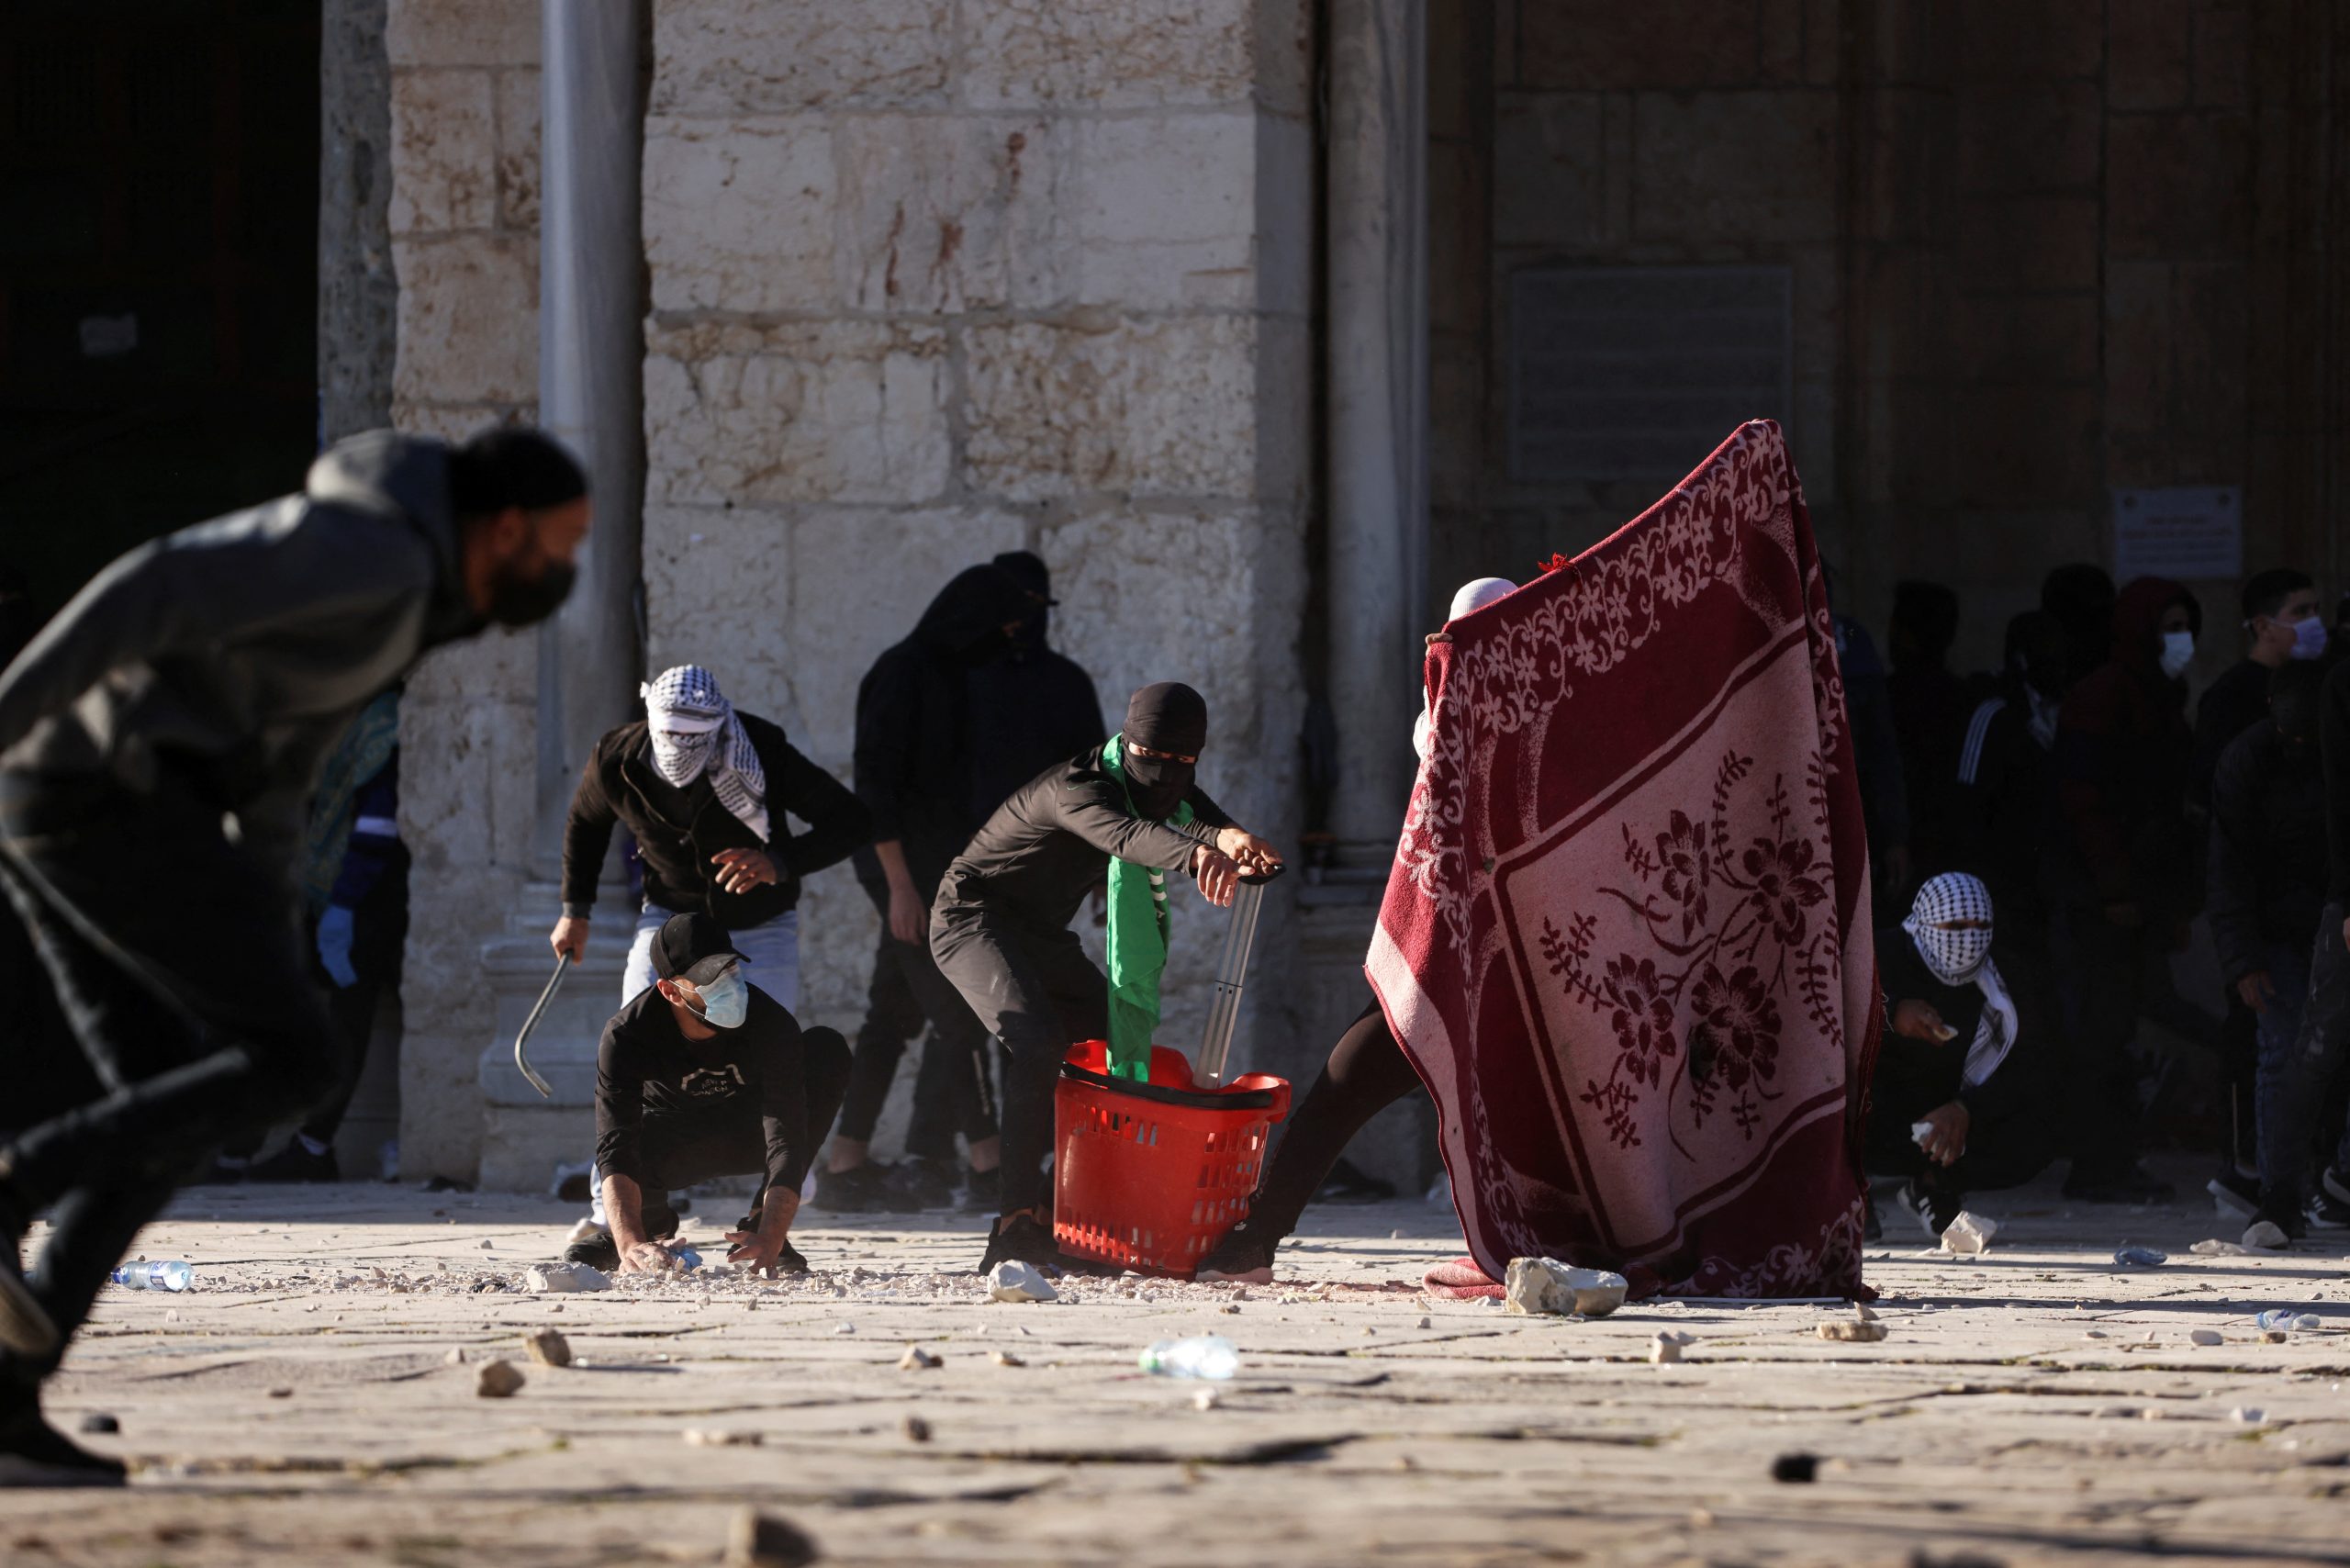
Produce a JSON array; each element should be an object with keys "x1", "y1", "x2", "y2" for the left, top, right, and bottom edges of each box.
[{"x1": 1413, "y1": 577, "x2": 1517, "y2": 763}]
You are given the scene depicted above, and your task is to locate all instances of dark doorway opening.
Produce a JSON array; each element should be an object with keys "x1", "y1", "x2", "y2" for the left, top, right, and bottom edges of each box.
[{"x1": 0, "y1": 2, "x2": 321, "y2": 627}]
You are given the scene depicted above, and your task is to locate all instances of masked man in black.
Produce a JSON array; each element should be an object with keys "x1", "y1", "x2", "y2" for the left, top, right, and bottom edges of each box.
[
  {"x1": 578, "y1": 913, "x2": 849, "y2": 1277},
  {"x1": 0, "y1": 426, "x2": 589, "y2": 1484},
  {"x1": 931, "y1": 682, "x2": 1281, "y2": 1272}
]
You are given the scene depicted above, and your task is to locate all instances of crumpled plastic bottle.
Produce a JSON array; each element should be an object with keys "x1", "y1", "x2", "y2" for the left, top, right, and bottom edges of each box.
[
  {"x1": 2111, "y1": 1245, "x2": 2167, "y2": 1268},
  {"x1": 1139, "y1": 1335, "x2": 1239, "y2": 1380},
  {"x1": 2255, "y1": 1308, "x2": 2322, "y2": 1332}
]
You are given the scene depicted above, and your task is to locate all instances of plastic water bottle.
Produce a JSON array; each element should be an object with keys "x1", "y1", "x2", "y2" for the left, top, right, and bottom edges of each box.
[
  {"x1": 111, "y1": 1260, "x2": 193, "y2": 1292},
  {"x1": 2111, "y1": 1246, "x2": 2167, "y2": 1268},
  {"x1": 1138, "y1": 1335, "x2": 1239, "y2": 1380},
  {"x1": 2255, "y1": 1309, "x2": 2322, "y2": 1332}
]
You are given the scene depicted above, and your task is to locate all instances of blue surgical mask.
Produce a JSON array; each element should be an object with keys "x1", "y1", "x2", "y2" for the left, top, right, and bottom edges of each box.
[
  {"x1": 2288, "y1": 614, "x2": 2328, "y2": 661},
  {"x1": 692, "y1": 969, "x2": 749, "y2": 1030},
  {"x1": 2158, "y1": 630, "x2": 2195, "y2": 680}
]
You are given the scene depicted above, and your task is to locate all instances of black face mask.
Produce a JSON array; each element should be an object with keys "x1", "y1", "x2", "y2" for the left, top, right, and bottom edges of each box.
[
  {"x1": 487, "y1": 559, "x2": 577, "y2": 627},
  {"x1": 1121, "y1": 743, "x2": 1193, "y2": 821}
]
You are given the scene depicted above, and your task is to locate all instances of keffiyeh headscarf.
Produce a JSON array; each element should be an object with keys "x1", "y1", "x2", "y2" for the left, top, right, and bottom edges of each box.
[
  {"x1": 1901, "y1": 872, "x2": 2017, "y2": 1087},
  {"x1": 641, "y1": 665, "x2": 768, "y2": 845}
]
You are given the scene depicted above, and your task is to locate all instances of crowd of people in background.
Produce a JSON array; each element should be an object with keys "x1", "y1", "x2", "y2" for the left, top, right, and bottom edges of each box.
[{"x1": 1844, "y1": 561, "x2": 2350, "y2": 1249}]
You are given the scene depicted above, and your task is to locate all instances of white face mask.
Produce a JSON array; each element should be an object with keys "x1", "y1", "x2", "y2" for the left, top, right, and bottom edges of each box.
[{"x1": 2158, "y1": 630, "x2": 2195, "y2": 679}]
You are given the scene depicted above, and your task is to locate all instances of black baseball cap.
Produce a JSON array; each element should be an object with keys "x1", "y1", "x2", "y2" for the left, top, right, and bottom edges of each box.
[{"x1": 651, "y1": 912, "x2": 744, "y2": 986}]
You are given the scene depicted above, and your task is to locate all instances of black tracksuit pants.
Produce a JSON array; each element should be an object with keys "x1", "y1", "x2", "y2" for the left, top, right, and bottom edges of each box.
[
  {"x1": 931, "y1": 906, "x2": 1107, "y2": 1216},
  {"x1": 0, "y1": 778, "x2": 346, "y2": 1383},
  {"x1": 836, "y1": 926, "x2": 997, "y2": 1159},
  {"x1": 1241, "y1": 1001, "x2": 1425, "y2": 1243}
]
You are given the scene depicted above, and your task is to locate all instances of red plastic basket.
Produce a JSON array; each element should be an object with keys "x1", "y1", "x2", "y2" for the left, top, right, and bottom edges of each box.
[{"x1": 1052, "y1": 1039, "x2": 1292, "y2": 1278}]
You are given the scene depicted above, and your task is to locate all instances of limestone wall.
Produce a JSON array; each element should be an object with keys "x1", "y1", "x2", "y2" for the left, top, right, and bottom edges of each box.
[
  {"x1": 640, "y1": 0, "x2": 1316, "y2": 1088},
  {"x1": 386, "y1": 0, "x2": 543, "y2": 1180}
]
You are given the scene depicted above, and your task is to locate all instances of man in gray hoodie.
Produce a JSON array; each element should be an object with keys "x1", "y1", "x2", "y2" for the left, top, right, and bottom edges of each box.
[{"x1": 0, "y1": 425, "x2": 589, "y2": 1484}]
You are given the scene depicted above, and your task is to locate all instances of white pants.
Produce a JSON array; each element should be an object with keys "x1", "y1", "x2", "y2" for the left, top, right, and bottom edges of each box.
[{"x1": 588, "y1": 905, "x2": 800, "y2": 1226}]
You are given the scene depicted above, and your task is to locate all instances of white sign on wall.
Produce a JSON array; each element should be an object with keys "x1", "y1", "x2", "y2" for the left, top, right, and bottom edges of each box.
[{"x1": 2110, "y1": 486, "x2": 2242, "y2": 582}]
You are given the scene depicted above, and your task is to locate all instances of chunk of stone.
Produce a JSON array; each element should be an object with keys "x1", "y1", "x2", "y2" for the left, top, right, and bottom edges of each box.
[
  {"x1": 833, "y1": 1321, "x2": 856, "y2": 1335},
  {"x1": 2231, "y1": 1406, "x2": 2265, "y2": 1424},
  {"x1": 1941, "y1": 1212, "x2": 1998, "y2": 1256},
  {"x1": 77, "y1": 1414, "x2": 119, "y2": 1435},
  {"x1": 523, "y1": 1262, "x2": 610, "y2": 1294},
  {"x1": 990, "y1": 1350, "x2": 1024, "y2": 1368},
  {"x1": 1192, "y1": 1387, "x2": 1220, "y2": 1410},
  {"x1": 1502, "y1": 1258, "x2": 1628, "y2": 1317},
  {"x1": 2188, "y1": 1327, "x2": 2223, "y2": 1346},
  {"x1": 443, "y1": 1347, "x2": 466, "y2": 1364},
  {"x1": 987, "y1": 1260, "x2": 1058, "y2": 1304},
  {"x1": 898, "y1": 1345, "x2": 941, "y2": 1371},
  {"x1": 685, "y1": 1428, "x2": 764, "y2": 1447},
  {"x1": 475, "y1": 1360, "x2": 526, "y2": 1398},
  {"x1": 723, "y1": 1506, "x2": 819, "y2": 1568},
  {"x1": 1415, "y1": 1316, "x2": 1432, "y2": 1329},
  {"x1": 1771, "y1": 1452, "x2": 1818, "y2": 1484},
  {"x1": 523, "y1": 1327, "x2": 573, "y2": 1368},
  {"x1": 2243, "y1": 1221, "x2": 2289, "y2": 1251},
  {"x1": 1649, "y1": 1335, "x2": 1684, "y2": 1364},
  {"x1": 1818, "y1": 1319, "x2": 1888, "y2": 1343},
  {"x1": 901, "y1": 1414, "x2": 932, "y2": 1442},
  {"x1": 2190, "y1": 1238, "x2": 2258, "y2": 1256},
  {"x1": 1854, "y1": 1304, "x2": 1880, "y2": 1322},
  {"x1": 2261, "y1": 1328, "x2": 2289, "y2": 1344},
  {"x1": 267, "y1": 1386, "x2": 293, "y2": 1399}
]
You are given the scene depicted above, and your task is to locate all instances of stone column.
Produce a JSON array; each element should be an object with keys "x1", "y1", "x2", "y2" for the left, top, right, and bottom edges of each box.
[
  {"x1": 473, "y1": 0, "x2": 646, "y2": 1191},
  {"x1": 319, "y1": 0, "x2": 395, "y2": 442},
  {"x1": 1325, "y1": 0, "x2": 1429, "y2": 855},
  {"x1": 532, "y1": 0, "x2": 647, "y2": 873}
]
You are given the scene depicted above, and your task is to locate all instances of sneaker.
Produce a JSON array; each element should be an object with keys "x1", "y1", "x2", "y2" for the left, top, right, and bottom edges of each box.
[
  {"x1": 0, "y1": 1400, "x2": 124, "y2": 1489},
  {"x1": 2063, "y1": 1164, "x2": 2177, "y2": 1204},
  {"x1": 1895, "y1": 1180, "x2": 1962, "y2": 1238},
  {"x1": 885, "y1": 1156, "x2": 956, "y2": 1212},
  {"x1": 957, "y1": 1164, "x2": 1001, "y2": 1213},
  {"x1": 771, "y1": 1239, "x2": 810, "y2": 1276},
  {"x1": 2305, "y1": 1189, "x2": 2350, "y2": 1231},
  {"x1": 564, "y1": 1230, "x2": 620, "y2": 1272},
  {"x1": 811, "y1": 1161, "x2": 894, "y2": 1213},
  {"x1": 245, "y1": 1140, "x2": 339, "y2": 1183},
  {"x1": 2207, "y1": 1170, "x2": 2260, "y2": 1221},
  {"x1": 563, "y1": 1217, "x2": 606, "y2": 1249},
  {"x1": 975, "y1": 1214, "x2": 1063, "y2": 1277},
  {"x1": 1194, "y1": 1219, "x2": 1276, "y2": 1284}
]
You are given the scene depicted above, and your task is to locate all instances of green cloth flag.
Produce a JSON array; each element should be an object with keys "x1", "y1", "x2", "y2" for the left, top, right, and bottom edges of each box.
[{"x1": 1101, "y1": 733, "x2": 1193, "y2": 1081}]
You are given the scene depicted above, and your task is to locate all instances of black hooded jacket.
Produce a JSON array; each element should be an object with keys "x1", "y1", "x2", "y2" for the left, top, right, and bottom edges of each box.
[
  {"x1": 963, "y1": 555, "x2": 1104, "y2": 830},
  {"x1": 0, "y1": 431, "x2": 481, "y2": 877},
  {"x1": 851, "y1": 565, "x2": 1036, "y2": 894},
  {"x1": 2207, "y1": 718, "x2": 2326, "y2": 975},
  {"x1": 2050, "y1": 577, "x2": 2200, "y2": 913}
]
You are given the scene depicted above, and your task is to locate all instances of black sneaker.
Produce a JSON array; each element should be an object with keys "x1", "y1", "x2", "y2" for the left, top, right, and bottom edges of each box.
[
  {"x1": 976, "y1": 1214, "x2": 1063, "y2": 1276},
  {"x1": 2207, "y1": 1170, "x2": 2260, "y2": 1221},
  {"x1": 2305, "y1": 1189, "x2": 2350, "y2": 1232},
  {"x1": 957, "y1": 1164, "x2": 1001, "y2": 1213},
  {"x1": 2063, "y1": 1164, "x2": 2177, "y2": 1204},
  {"x1": 1897, "y1": 1180, "x2": 1962, "y2": 1238},
  {"x1": 564, "y1": 1230, "x2": 620, "y2": 1272},
  {"x1": 246, "y1": 1140, "x2": 340, "y2": 1183},
  {"x1": 772, "y1": 1239, "x2": 810, "y2": 1275},
  {"x1": 811, "y1": 1162, "x2": 894, "y2": 1213},
  {"x1": 885, "y1": 1156, "x2": 956, "y2": 1211},
  {"x1": 1194, "y1": 1219, "x2": 1276, "y2": 1284},
  {"x1": 0, "y1": 1397, "x2": 124, "y2": 1488}
]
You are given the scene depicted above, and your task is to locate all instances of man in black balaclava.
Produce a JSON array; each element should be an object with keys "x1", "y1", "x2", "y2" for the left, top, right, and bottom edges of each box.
[
  {"x1": 0, "y1": 424, "x2": 589, "y2": 1483},
  {"x1": 824, "y1": 564, "x2": 1037, "y2": 1213},
  {"x1": 931, "y1": 681, "x2": 1281, "y2": 1272}
]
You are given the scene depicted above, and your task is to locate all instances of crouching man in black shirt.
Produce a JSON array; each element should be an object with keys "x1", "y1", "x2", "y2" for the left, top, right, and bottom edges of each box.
[{"x1": 569, "y1": 913, "x2": 850, "y2": 1275}]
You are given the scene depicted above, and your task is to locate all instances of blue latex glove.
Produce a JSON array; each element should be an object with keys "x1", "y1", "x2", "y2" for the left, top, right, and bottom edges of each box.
[{"x1": 317, "y1": 904, "x2": 359, "y2": 988}]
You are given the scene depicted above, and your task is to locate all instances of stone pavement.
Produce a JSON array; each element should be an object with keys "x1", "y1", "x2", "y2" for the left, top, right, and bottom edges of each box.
[{"x1": 5, "y1": 1156, "x2": 2347, "y2": 1566}]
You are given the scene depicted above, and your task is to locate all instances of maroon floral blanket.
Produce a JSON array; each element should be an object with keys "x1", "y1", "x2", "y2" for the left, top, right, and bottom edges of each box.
[{"x1": 1369, "y1": 420, "x2": 1879, "y2": 1298}]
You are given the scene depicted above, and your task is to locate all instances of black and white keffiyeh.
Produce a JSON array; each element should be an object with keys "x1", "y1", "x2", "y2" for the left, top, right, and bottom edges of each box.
[
  {"x1": 642, "y1": 665, "x2": 768, "y2": 845},
  {"x1": 1901, "y1": 872, "x2": 2016, "y2": 1087}
]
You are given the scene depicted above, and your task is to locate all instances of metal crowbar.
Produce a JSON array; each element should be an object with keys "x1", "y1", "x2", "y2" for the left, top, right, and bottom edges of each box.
[{"x1": 512, "y1": 954, "x2": 566, "y2": 1098}]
